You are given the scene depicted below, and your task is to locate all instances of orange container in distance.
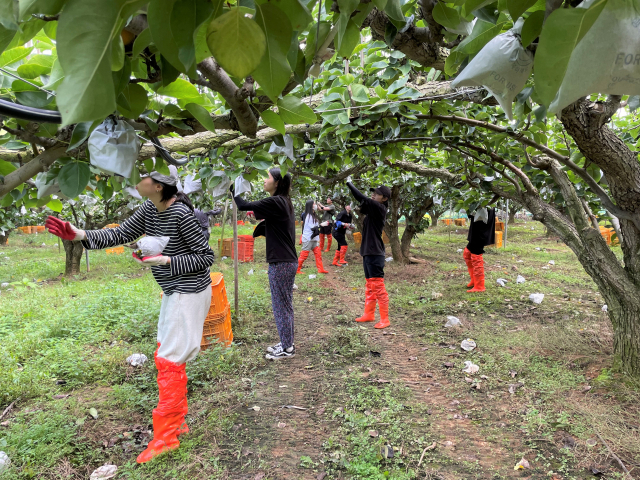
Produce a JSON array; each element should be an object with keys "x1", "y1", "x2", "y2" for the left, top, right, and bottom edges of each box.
[{"x1": 353, "y1": 232, "x2": 362, "y2": 245}]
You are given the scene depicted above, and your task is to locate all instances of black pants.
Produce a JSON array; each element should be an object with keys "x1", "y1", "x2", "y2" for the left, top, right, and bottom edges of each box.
[
  {"x1": 362, "y1": 255, "x2": 385, "y2": 279},
  {"x1": 333, "y1": 231, "x2": 347, "y2": 248},
  {"x1": 320, "y1": 224, "x2": 332, "y2": 235}
]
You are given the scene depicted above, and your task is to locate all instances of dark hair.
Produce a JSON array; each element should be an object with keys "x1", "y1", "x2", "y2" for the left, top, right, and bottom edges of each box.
[
  {"x1": 303, "y1": 199, "x2": 317, "y2": 223},
  {"x1": 270, "y1": 167, "x2": 293, "y2": 214},
  {"x1": 151, "y1": 179, "x2": 194, "y2": 211}
]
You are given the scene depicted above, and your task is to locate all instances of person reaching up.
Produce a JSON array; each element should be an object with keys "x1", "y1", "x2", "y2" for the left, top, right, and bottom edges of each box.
[
  {"x1": 297, "y1": 200, "x2": 329, "y2": 274},
  {"x1": 331, "y1": 204, "x2": 353, "y2": 267},
  {"x1": 464, "y1": 198, "x2": 498, "y2": 293},
  {"x1": 346, "y1": 180, "x2": 391, "y2": 329},
  {"x1": 316, "y1": 197, "x2": 335, "y2": 252}
]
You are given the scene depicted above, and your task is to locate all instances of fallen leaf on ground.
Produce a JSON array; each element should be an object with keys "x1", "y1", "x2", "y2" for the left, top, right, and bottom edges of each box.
[
  {"x1": 277, "y1": 422, "x2": 286, "y2": 428},
  {"x1": 369, "y1": 430, "x2": 378, "y2": 437},
  {"x1": 90, "y1": 465, "x2": 118, "y2": 480},
  {"x1": 514, "y1": 457, "x2": 530, "y2": 470},
  {"x1": 249, "y1": 406, "x2": 260, "y2": 411},
  {"x1": 316, "y1": 407, "x2": 325, "y2": 415},
  {"x1": 254, "y1": 473, "x2": 265, "y2": 480},
  {"x1": 53, "y1": 394, "x2": 70, "y2": 399},
  {"x1": 89, "y1": 408, "x2": 98, "y2": 420}
]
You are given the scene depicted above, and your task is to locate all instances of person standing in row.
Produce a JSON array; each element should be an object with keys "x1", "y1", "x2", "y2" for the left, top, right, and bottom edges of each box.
[
  {"x1": 45, "y1": 169, "x2": 215, "y2": 463},
  {"x1": 297, "y1": 200, "x2": 329, "y2": 274},
  {"x1": 331, "y1": 204, "x2": 353, "y2": 267},
  {"x1": 347, "y1": 181, "x2": 391, "y2": 329},
  {"x1": 464, "y1": 204, "x2": 497, "y2": 293},
  {"x1": 233, "y1": 168, "x2": 298, "y2": 360},
  {"x1": 193, "y1": 207, "x2": 222, "y2": 243},
  {"x1": 317, "y1": 197, "x2": 335, "y2": 252}
]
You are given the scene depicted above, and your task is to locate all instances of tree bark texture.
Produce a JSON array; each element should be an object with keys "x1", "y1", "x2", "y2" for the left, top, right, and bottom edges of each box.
[
  {"x1": 0, "y1": 231, "x2": 8, "y2": 245},
  {"x1": 63, "y1": 240, "x2": 84, "y2": 276}
]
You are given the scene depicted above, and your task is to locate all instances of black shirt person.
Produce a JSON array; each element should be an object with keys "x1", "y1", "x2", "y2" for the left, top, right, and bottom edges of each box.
[
  {"x1": 331, "y1": 204, "x2": 353, "y2": 266},
  {"x1": 233, "y1": 168, "x2": 298, "y2": 360},
  {"x1": 463, "y1": 206, "x2": 496, "y2": 293},
  {"x1": 346, "y1": 181, "x2": 392, "y2": 329}
]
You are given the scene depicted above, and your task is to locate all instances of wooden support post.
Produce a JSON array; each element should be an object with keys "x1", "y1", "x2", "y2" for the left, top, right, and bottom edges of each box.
[
  {"x1": 232, "y1": 201, "x2": 239, "y2": 317},
  {"x1": 219, "y1": 198, "x2": 229, "y2": 261}
]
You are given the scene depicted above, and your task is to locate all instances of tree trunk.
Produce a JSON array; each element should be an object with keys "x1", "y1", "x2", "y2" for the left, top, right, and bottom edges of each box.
[
  {"x1": 429, "y1": 209, "x2": 441, "y2": 227},
  {"x1": 383, "y1": 185, "x2": 410, "y2": 264},
  {"x1": 600, "y1": 289, "x2": 640, "y2": 377},
  {"x1": 63, "y1": 240, "x2": 84, "y2": 275},
  {"x1": 0, "y1": 231, "x2": 9, "y2": 245}
]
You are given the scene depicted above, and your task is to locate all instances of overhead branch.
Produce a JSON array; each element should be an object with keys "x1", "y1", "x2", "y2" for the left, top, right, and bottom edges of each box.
[
  {"x1": 291, "y1": 161, "x2": 375, "y2": 185},
  {"x1": 415, "y1": 113, "x2": 640, "y2": 228},
  {"x1": 197, "y1": 58, "x2": 259, "y2": 138},
  {"x1": 0, "y1": 145, "x2": 66, "y2": 198}
]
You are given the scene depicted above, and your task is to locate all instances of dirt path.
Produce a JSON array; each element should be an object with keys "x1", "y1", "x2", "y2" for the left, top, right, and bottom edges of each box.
[{"x1": 214, "y1": 263, "x2": 533, "y2": 479}]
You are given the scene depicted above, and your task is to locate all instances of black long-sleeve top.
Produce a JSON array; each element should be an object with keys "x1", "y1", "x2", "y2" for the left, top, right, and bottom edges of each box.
[
  {"x1": 333, "y1": 210, "x2": 353, "y2": 239},
  {"x1": 466, "y1": 208, "x2": 496, "y2": 255},
  {"x1": 347, "y1": 182, "x2": 387, "y2": 256},
  {"x1": 234, "y1": 194, "x2": 297, "y2": 263},
  {"x1": 82, "y1": 200, "x2": 214, "y2": 295}
]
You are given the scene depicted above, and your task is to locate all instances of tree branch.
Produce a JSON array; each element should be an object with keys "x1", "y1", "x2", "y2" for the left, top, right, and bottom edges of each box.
[{"x1": 0, "y1": 145, "x2": 66, "y2": 198}]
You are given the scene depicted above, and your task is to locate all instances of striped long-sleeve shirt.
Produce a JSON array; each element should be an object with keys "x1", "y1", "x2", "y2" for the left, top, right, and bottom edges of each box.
[{"x1": 82, "y1": 200, "x2": 215, "y2": 295}]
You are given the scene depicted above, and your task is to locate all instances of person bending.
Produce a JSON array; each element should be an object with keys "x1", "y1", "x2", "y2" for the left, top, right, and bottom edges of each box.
[
  {"x1": 317, "y1": 197, "x2": 335, "y2": 252},
  {"x1": 233, "y1": 168, "x2": 298, "y2": 360},
  {"x1": 45, "y1": 170, "x2": 214, "y2": 464},
  {"x1": 331, "y1": 204, "x2": 353, "y2": 267},
  {"x1": 464, "y1": 201, "x2": 497, "y2": 293},
  {"x1": 346, "y1": 181, "x2": 391, "y2": 329},
  {"x1": 297, "y1": 200, "x2": 329, "y2": 274}
]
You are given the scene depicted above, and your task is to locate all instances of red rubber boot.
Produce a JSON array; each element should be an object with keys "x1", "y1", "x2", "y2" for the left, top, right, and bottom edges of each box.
[
  {"x1": 372, "y1": 278, "x2": 390, "y2": 329},
  {"x1": 325, "y1": 234, "x2": 332, "y2": 252},
  {"x1": 137, "y1": 357, "x2": 187, "y2": 463},
  {"x1": 339, "y1": 245, "x2": 348, "y2": 265},
  {"x1": 467, "y1": 254, "x2": 486, "y2": 292},
  {"x1": 296, "y1": 250, "x2": 309, "y2": 274},
  {"x1": 463, "y1": 248, "x2": 475, "y2": 288},
  {"x1": 319, "y1": 234, "x2": 325, "y2": 251},
  {"x1": 331, "y1": 249, "x2": 341, "y2": 266},
  {"x1": 312, "y1": 247, "x2": 329, "y2": 273},
  {"x1": 356, "y1": 279, "x2": 376, "y2": 322}
]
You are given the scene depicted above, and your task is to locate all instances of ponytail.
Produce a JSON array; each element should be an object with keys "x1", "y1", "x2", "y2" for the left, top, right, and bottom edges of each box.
[
  {"x1": 270, "y1": 167, "x2": 293, "y2": 215},
  {"x1": 151, "y1": 179, "x2": 194, "y2": 211}
]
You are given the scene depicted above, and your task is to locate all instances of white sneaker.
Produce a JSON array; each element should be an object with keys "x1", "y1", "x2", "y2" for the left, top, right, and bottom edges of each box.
[
  {"x1": 266, "y1": 342, "x2": 294, "y2": 353},
  {"x1": 265, "y1": 345, "x2": 295, "y2": 360}
]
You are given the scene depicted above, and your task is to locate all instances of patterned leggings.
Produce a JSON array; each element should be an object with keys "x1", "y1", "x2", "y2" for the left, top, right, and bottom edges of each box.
[{"x1": 268, "y1": 261, "x2": 297, "y2": 349}]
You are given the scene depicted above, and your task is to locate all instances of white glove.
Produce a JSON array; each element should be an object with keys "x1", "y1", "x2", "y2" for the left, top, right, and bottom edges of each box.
[
  {"x1": 133, "y1": 254, "x2": 170, "y2": 266},
  {"x1": 346, "y1": 175, "x2": 353, "y2": 183},
  {"x1": 320, "y1": 221, "x2": 329, "y2": 227}
]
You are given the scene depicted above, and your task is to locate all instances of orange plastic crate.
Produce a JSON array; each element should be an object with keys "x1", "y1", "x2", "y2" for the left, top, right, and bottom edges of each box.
[
  {"x1": 201, "y1": 304, "x2": 233, "y2": 349},
  {"x1": 495, "y1": 221, "x2": 505, "y2": 232},
  {"x1": 382, "y1": 231, "x2": 390, "y2": 244},
  {"x1": 353, "y1": 232, "x2": 362, "y2": 245},
  {"x1": 36, "y1": 226, "x2": 45, "y2": 233},
  {"x1": 106, "y1": 246, "x2": 125, "y2": 254},
  {"x1": 454, "y1": 219, "x2": 466, "y2": 227},
  {"x1": 210, "y1": 272, "x2": 230, "y2": 312},
  {"x1": 232, "y1": 241, "x2": 254, "y2": 262}
]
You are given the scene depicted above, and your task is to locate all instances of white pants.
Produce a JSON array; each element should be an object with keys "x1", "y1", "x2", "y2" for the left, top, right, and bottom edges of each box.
[
  {"x1": 157, "y1": 288, "x2": 212, "y2": 364},
  {"x1": 302, "y1": 239, "x2": 319, "y2": 251}
]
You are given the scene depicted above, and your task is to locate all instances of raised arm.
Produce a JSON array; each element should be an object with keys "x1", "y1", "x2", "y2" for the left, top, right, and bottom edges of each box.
[
  {"x1": 347, "y1": 182, "x2": 368, "y2": 203},
  {"x1": 169, "y1": 213, "x2": 215, "y2": 277},
  {"x1": 81, "y1": 203, "x2": 149, "y2": 250}
]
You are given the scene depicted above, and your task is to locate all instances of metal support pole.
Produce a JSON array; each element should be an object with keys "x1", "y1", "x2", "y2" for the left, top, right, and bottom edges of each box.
[
  {"x1": 504, "y1": 199, "x2": 509, "y2": 248},
  {"x1": 232, "y1": 202, "x2": 239, "y2": 317},
  {"x1": 85, "y1": 249, "x2": 89, "y2": 272},
  {"x1": 219, "y1": 198, "x2": 229, "y2": 261}
]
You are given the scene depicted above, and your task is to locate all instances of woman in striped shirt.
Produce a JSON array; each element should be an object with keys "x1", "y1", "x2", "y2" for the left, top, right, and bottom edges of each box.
[{"x1": 45, "y1": 169, "x2": 214, "y2": 464}]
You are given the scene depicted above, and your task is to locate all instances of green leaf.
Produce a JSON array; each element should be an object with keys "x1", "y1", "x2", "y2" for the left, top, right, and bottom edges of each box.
[
  {"x1": 457, "y1": 19, "x2": 505, "y2": 54},
  {"x1": 507, "y1": 0, "x2": 536, "y2": 21},
  {"x1": 132, "y1": 27, "x2": 151, "y2": 59},
  {"x1": 206, "y1": 7, "x2": 266, "y2": 79},
  {"x1": 0, "y1": 46, "x2": 32, "y2": 67},
  {"x1": 185, "y1": 102, "x2": 216, "y2": 132},
  {"x1": 252, "y1": 3, "x2": 292, "y2": 102},
  {"x1": 444, "y1": 48, "x2": 466, "y2": 76},
  {"x1": 56, "y1": 0, "x2": 122, "y2": 125},
  {"x1": 19, "y1": 0, "x2": 67, "y2": 20},
  {"x1": 67, "y1": 121, "x2": 97, "y2": 151},
  {"x1": 432, "y1": 3, "x2": 461, "y2": 29},
  {"x1": 384, "y1": 0, "x2": 405, "y2": 29},
  {"x1": 46, "y1": 198, "x2": 63, "y2": 212},
  {"x1": 148, "y1": 0, "x2": 184, "y2": 74},
  {"x1": 261, "y1": 109, "x2": 286, "y2": 135},
  {"x1": 156, "y1": 78, "x2": 203, "y2": 103},
  {"x1": 304, "y1": 20, "x2": 330, "y2": 63},
  {"x1": 58, "y1": 162, "x2": 91, "y2": 198},
  {"x1": 337, "y1": 18, "x2": 359, "y2": 58},
  {"x1": 0, "y1": 159, "x2": 16, "y2": 175},
  {"x1": 335, "y1": 0, "x2": 359, "y2": 50},
  {"x1": 43, "y1": 19, "x2": 56, "y2": 39},
  {"x1": 0, "y1": 0, "x2": 19, "y2": 31},
  {"x1": 521, "y1": 9, "x2": 543, "y2": 48},
  {"x1": 194, "y1": 20, "x2": 212, "y2": 62},
  {"x1": 170, "y1": 0, "x2": 213, "y2": 76},
  {"x1": 0, "y1": 24, "x2": 16, "y2": 56},
  {"x1": 261, "y1": 0, "x2": 312, "y2": 31},
  {"x1": 277, "y1": 95, "x2": 316, "y2": 124},
  {"x1": 351, "y1": 83, "x2": 369, "y2": 103},
  {"x1": 372, "y1": 0, "x2": 387, "y2": 10},
  {"x1": 112, "y1": 57, "x2": 132, "y2": 96},
  {"x1": 534, "y1": 0, "x2": 606, "y2": 106},
  {"x1": 43, "y1": 58, "x2": 64, "y2": 89},
  {"x1": 110, "y1": 32, "x2": 125, "y2": 71},
  {"x1": 12, "y1": 80, "x2": 53, "y2": 108},
  {"x1": 462, "y1": 0, "x2": 495, "y2": 17},
  {"x1": 117, "y1": 83, "x2": 148, "y2": 118}
]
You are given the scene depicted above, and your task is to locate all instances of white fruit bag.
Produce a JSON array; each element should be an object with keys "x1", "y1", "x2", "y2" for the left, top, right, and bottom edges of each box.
[
  {"x1": 549, "y1": 0, "x2": 640, "y2": 114},
  {"x1": 131, "y1": 236, "x2": 170, "y2": 260},
  {"x1": 183, "y1": 174, "x2": 202, "y2": 195},
  {"x1": 88, "y1": 119, "x2": 139, "y2": 178},
  {"x1": 234, "y1": 174, "x2": 252, "y2": 196},
  {"x1": 451, "y1": 18, "x2": 533, "y2": 120}
]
